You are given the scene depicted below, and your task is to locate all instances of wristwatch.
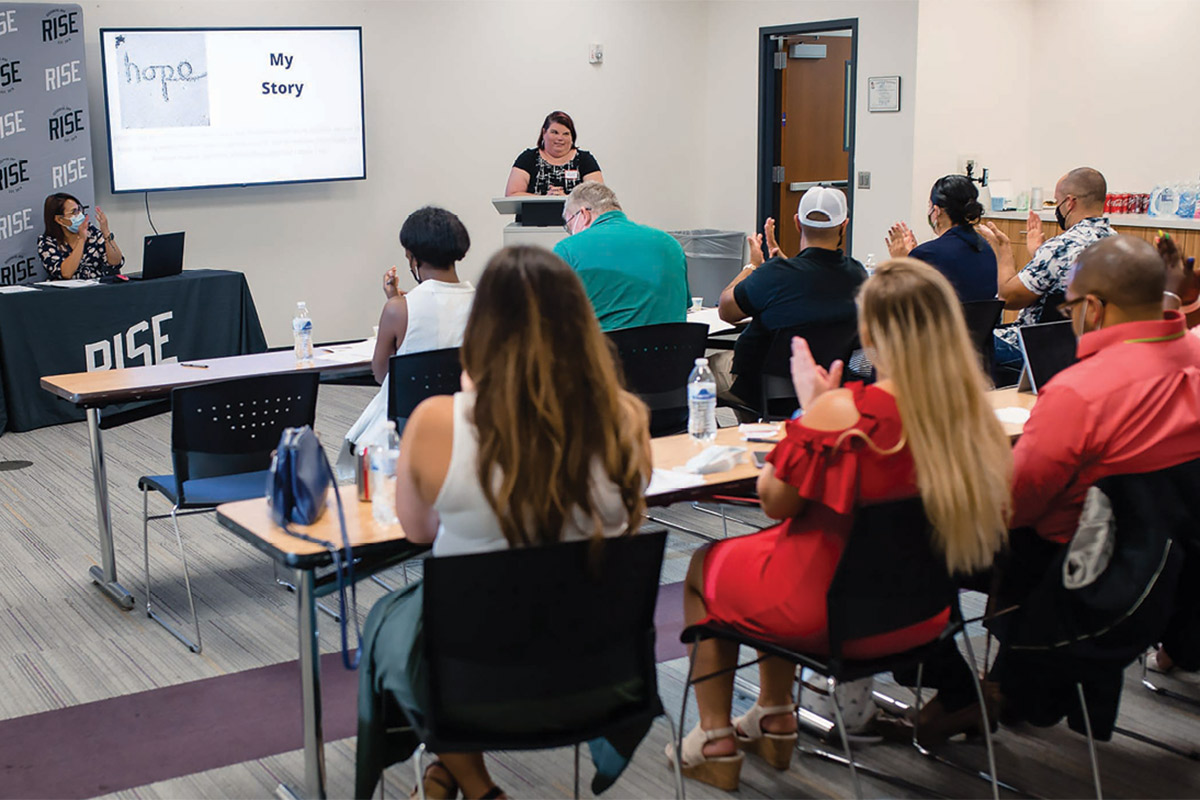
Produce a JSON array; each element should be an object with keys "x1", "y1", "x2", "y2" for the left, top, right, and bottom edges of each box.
[{"x1": 106, "y1": 232, "x2": 115, "y2": 243}]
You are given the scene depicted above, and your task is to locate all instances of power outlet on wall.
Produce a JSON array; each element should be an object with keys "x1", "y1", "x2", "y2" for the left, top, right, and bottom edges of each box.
[{"x1": 857, "y1": 171, "x2": 871, "y2": 189}]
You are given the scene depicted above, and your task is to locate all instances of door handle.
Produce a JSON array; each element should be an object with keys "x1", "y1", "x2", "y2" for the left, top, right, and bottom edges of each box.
[
  {"x1": 843, "y1": 61, "x2": 852, "y2": 152},
  {"x1": 789, "y1": 181, "x2": 849, "y2": 192}
]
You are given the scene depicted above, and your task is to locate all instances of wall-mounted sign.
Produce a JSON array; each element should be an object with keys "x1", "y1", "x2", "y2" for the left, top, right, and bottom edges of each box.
[{"x1": 868, "y1": 75, "x2": 900, "y2": 113}]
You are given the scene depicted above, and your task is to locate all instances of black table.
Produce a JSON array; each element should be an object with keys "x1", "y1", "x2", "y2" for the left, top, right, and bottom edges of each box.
[{"x1": 0, "y1": 270, "x2": 267, "y2": 434}]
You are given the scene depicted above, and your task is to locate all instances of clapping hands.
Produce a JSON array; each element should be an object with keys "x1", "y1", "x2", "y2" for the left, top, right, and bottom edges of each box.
[
  {"x1": 747, "y1": 218, "x2": 784, "y2": 267},
  {"x1": 1156, "y1": 233, "x2": 1197, "y2": 301},
  {"x1": 885, "y1": 221, "x2": 917, "y2": 258},
  {"x1": 790, "y1": 336, "x2": 843, "y2": 410},
  {"x1": 382, "y1": 266, "x2": 402, "y2": 299}
]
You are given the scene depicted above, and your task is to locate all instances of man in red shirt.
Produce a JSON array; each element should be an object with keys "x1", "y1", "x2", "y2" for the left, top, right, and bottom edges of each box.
[
  {"x1": 1005, "y1": 234, "x2": 1200, "y2": 681},
  {"x1": 1011, "y1": 236, "x2": 1200, "y2": 542}
]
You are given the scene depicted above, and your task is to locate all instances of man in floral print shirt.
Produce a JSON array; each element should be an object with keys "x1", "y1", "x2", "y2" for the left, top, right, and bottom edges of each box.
[{"x1": 980, "y1": 167, "x2": 1115, "y2": 374}]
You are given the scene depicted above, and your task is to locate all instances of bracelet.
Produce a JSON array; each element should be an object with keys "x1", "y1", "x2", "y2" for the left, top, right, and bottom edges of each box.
[{"x1": 743, "y1": 263, "x2": 757, "y2": 271}]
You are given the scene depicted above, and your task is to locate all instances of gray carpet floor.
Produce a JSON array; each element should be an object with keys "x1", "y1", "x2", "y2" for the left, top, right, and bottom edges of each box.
[{"x1": 1, "y1": 384, "x2": 1198, "y2": 799}]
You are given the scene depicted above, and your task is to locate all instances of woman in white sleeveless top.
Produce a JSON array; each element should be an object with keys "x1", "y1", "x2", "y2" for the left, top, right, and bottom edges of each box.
[
  {"x1": 345, "y1": 207, "x2": 475, "y2": 451},
  {"x1": 355, "y1": 247, "x2": 652, "y2": 800}
]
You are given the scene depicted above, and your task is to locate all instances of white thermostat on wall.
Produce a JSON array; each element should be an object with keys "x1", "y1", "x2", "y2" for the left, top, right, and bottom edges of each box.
[{"x1": 589, "y1": 43, "x2": 603, "y2": 64}]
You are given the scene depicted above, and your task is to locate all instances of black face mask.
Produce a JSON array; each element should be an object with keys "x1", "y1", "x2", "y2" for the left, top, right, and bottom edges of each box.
[{"x1": 1055, "y1": 202, "x2": 1069, "y2": 231}]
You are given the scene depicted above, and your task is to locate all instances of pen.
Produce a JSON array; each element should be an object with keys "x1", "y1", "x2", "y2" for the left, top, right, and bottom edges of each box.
[
  {"x1": 744, "y1": 437, "x2": 780, "y2": 444},
  {"x1": 180, "y1": 362, "x2": 209, "y2": 369}
]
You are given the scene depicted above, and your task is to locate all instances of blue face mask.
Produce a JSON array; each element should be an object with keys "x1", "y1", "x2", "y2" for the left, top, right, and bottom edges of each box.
[{"x1": 65, "y1": 212, "x2": 84, "y2": 233}]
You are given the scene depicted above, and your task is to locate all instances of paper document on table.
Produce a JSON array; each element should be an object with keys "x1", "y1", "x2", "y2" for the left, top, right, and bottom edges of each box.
[
  {"x1": 647, "y1": 468, "x2": 707, "y2": 496},
  {"x1": 317, "y1": 338, "x2": 375, "y2": 363},
  {"x1": 0, "y1": 284, "x2": 39, "y2": 294},
  {"x1": 738, "y1": 422, "x2": 781, "y2": 440},
  {"x1": 687, "y1": 306, "x2": 737, "y2": 335},
  {"x1": 34, "y1": 279, "x2": 99, "y2": 288},
  {"x1": 994, "y1": 407, "x2": 1031, "y2": 425}
]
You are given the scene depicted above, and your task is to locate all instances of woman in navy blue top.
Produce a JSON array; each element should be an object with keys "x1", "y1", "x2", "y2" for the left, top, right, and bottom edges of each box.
[{"x1": 885, "y1": 175, "x2": 997, "y2": 302}]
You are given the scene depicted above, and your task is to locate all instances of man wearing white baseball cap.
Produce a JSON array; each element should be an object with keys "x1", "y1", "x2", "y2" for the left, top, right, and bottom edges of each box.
[{"x1": 712, "y1": 186, "x2": 866, "y2": 412}]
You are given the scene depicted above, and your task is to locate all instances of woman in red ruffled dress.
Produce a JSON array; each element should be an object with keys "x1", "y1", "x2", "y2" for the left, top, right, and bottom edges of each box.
[{"x1": 667, "y1": 258, "x2": 1014, "y2": 790}]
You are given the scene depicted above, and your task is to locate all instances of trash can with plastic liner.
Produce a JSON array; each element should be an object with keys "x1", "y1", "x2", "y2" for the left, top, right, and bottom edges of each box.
[{"x1": 669, "y1": 229, "x2": 746, "y2": 307}]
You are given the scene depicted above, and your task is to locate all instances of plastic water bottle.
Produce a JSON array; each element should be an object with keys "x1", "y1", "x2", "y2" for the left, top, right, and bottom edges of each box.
[
  {"x1": 370, "y1": 421, "x2": 400, "y2": 526},
  {"x1": 293, "y1": 301, "x2": 313, "y2": 363},
  {"x1": 1177, "y1": 183, "x2": 1197, "y2": 219},
  {"x1": 1151, "y1": 184, "x2": 1178, "y2": 217},
  {"x1": 863, "y1": 253, "x2": 877, "y2": 276},
  {"x1": 687, "y1": 357, "x2": 717, "y2": 444}
]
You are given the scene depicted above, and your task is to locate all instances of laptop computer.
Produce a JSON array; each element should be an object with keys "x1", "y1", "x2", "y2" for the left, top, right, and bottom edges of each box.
[
  {"x1": 1016, "y1": 319, "x2": 1077, "y2": 394},
  {"x1": 130, "y1": 232, "x2": 185, "y2": 280}
]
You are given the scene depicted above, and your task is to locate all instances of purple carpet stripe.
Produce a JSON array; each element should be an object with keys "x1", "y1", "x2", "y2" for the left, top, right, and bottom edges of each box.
[
  {"x1": 653, "y1": 581, "x2": 687, "y2": 662},
  {"x1": 0, "y1": 581, "x2": 687, "y2": 799},
  {"x1": 0, "y1": 651, "x2": 359, "y2": 800}
]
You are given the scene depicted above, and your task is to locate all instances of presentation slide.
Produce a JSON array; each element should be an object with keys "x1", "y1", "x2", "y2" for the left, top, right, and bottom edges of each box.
[{"x1": 99, "y1": 27, "x2": 365, "y2": 193}]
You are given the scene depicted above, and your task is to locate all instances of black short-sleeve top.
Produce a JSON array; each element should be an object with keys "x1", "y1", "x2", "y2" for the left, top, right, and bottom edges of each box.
[
  {"x1": 511, "y1": 148, "x2": 601, "y2": 195},
  {"x1": 37, "y1": 224, "x2": 124, "y2": 280}
]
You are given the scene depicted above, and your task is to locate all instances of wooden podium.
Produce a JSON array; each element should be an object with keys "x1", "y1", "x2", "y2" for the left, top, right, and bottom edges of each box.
[{"x1": 492, "y1": 196, "x2": 569, "y2": 250}]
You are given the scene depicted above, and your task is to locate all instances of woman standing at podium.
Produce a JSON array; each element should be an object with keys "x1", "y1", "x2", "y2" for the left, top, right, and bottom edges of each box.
[
  {"x1": 504, "y1": 110, "x2": 604, "y2": 196},
  {"x1": 37, "y1": 193, "x2": 125, "y2": 280}
]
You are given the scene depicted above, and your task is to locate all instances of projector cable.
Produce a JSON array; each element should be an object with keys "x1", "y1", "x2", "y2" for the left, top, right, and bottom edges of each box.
[{"x1": 144, "y1": 192, "x2": 159, "y2": 235}]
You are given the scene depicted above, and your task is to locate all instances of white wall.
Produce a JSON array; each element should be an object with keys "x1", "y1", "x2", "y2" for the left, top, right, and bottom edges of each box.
[
  {"x1": 82, "y1": 1, "x2": 710, "y2": 346},
  {"x1": 697, "y1": 0, "x2": 921, "y2": 262},
  {"x1": 1028, "y1": 0, "x2": 1200, "y2": 194},
  {"x1": 72, "y1": 0, "x2": 1200, "y2": 349},
  {"x1": 909, "y1": 0, "x2": 1035, "y2": 234},
  {"x1": 909, "y1": 0, "x2": 1200, "y2": 231}
]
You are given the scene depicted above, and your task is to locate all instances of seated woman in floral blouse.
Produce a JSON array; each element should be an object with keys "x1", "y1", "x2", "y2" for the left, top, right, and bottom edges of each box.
[{"x1": 37, "y1": 192, "x2": 125, "y2": 280}]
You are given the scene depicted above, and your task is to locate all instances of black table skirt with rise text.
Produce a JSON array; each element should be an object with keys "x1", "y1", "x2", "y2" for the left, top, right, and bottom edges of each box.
[{"x1": 0, "y1": 269, "x2": 268, "y2": 434}]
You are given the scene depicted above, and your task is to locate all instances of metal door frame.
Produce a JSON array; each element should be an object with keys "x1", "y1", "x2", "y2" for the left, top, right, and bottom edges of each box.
[{"x1": 756, "y1": 19, "x2": 859, "y2": 252}]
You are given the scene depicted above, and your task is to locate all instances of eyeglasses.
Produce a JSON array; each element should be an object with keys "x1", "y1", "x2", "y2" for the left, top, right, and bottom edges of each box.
[
  {"x1": 1056, "y1": 295, "x2": 1106, "y2": 317},
  {"x1": 562, "y1": 208, "x2": 588, "y2": 231}
]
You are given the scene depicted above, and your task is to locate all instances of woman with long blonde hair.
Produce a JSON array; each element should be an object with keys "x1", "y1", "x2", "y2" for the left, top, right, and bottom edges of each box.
[
  {"x1": 668, "y1": 258, "x2": 1012, "y2": 790},
  {"x1": 356, "y1": 246, "x2": 651, "y2": 800}
]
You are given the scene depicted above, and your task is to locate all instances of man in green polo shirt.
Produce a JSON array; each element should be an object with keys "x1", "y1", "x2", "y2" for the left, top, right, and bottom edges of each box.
[{"x1": 554, "y1": 182, "x2": 689, "y2": 331}]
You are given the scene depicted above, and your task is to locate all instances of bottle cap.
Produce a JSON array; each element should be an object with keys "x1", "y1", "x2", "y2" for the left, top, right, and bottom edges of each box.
[{"x1": 695, "y1": 357, "x2": 709, "y2": 366}]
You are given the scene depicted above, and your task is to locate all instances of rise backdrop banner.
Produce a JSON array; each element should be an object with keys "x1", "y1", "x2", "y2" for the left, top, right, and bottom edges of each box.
[{"x1": 0, "y1": 3, "x2": 94, "y2": 285}]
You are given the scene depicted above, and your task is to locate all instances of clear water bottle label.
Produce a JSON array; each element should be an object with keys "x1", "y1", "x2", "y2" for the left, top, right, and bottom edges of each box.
[
  {"x1": 688, "y1": 381, "x2": 718, "y2": 443},
  {"x1": 293, "y1": 318, "x2": 312, "y2": 334}
]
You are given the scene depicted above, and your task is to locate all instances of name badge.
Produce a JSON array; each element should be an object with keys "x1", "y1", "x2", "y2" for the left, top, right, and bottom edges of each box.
[{"x1": 565, "y1": 169, "x2": 580, "y2": 182}]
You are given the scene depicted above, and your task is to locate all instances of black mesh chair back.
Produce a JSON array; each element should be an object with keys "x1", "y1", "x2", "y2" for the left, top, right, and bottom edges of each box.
[
  {"x1": 418, "y1": 530, "x2": 668, "y2": 753},
  {"x1": 607, "y1": 323, "x2": 708, "y2": 436},
  {"x1": 825, "y1": 497, "x2": 956, "y2": 666},
  {"x1": 757, "y1": 317, "x2": 860, "y2": 420},
  {"x1": 961, "y1": 299, "x2": 1005, "y2": 376},
  {"x1": 170, "y1": 372, "x2": 319, "y2": 489},
  {"x1": 1007, "y1": 459, "x2": 1200, "y2": 662},
  {"x1": 387, "y1": 348, "x2": 462, "y2": 429}
]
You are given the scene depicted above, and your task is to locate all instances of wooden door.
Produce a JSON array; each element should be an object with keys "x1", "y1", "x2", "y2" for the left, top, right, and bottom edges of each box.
[{"x1": 777, "y1": 33, "x2": 853, "y2": 256}]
